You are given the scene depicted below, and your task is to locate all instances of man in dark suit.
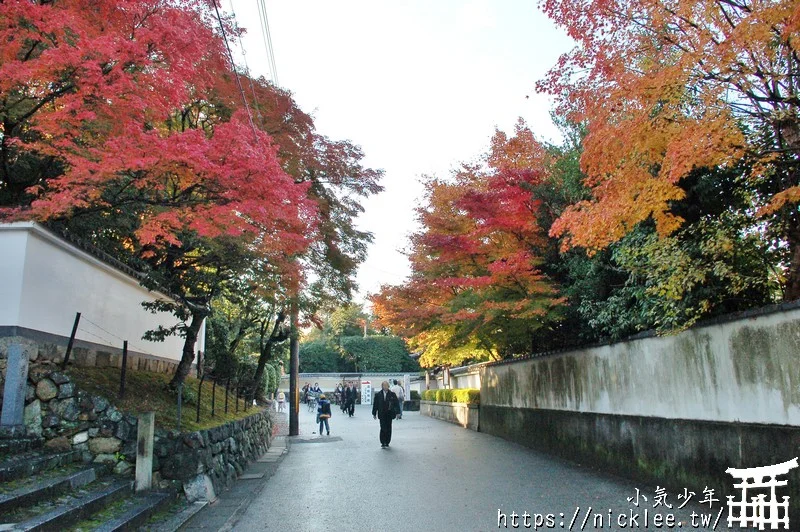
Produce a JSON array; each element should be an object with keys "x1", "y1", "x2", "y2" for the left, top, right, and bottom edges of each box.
[
  {"x1": 372, "y1": 381, "x2": 398, "y2": 448},
  {"x1": 345, "y1": 383, "x2": 356, "y2": 417}
]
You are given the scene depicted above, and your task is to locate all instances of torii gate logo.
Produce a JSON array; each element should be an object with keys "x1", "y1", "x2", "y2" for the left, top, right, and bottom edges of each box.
[{"x1": 726, "y1": 457, "x2": 798, "y2": 530}]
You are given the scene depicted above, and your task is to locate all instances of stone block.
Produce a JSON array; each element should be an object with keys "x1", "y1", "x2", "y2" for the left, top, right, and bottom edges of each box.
[
  {"x1": 45, "y1": 436, "x2": 71, "y2": 452},
  {"x1": 72, "y1": 431, "x2": 89, "y2": 444},
  {"x1": 23, "y1": 399, "x2": 42, "y2": 437},
  {"x1": 57, "y1": 383, "x2": 76, "y2": 399},
  {"x1": 73, "y1": 349, "x2": 96, "y2": 367},
  {"x1": 54, "y1": 398, "x2": 80, "y2": 422},
  {"x1": 161, "y1": 453, "x2": 201, "y2": 481},
  {"x1": 88, "y1": 437, "x2": 122, "y2": 454},
  {"x1": 92, "y1": 396, "x2": 109, "y2": 413},
  {"x1": 49, "y1": 372, "x2": 70, "y2": 385},
  {"x1": 183, "y1": 431, "x2": 204, "y2": 449},
  {"x1": 25, "y1": 385, "x2": 35, "y2": 404},
  {"x1": 42, "y1": 414, "x2": 60, "y2": 429},
  {"x1": 104, "y1": 407, "x2": 123, "y2": 423},
  {"x1": 37, "y1": 343, "x2": 64, "y2": 362},
  {"x1": 36, "y1": 379, "x2": 59, "y2": 401},
  {"x1": 114, "y1": 421, "x2": 132, "y2": 441},
  {"x1": 183, "y1": 474, "x2": 216, "y2": 503},
  {"x1": 114, "y1": 461, "x2": 132, "y2": 475},
  {"x1": 94, "y1": 453, "x2": 117, "y2": 465}
]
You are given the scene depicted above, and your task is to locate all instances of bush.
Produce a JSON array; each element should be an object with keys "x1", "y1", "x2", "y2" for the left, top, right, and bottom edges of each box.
[
  {"x1": 421, "y1": 388, "x2": 479, "y2": 405},
  {"x1": 264, "y1": 364, "x2": 278, "y2": 396},
  {"x1": 339, "y1": 336, "x2": 420, "y2": 372},
  {"x1": 410, "y1": 390, "x2": 420, "y2": 401},
  {"x1": 299, "y1": 340, "x2": 341, "y2": 372}
]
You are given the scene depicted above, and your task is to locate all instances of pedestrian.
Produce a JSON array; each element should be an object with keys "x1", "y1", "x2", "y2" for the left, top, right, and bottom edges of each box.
[
  {"x1": 390, "y1": 379, "x2": 405, "y2": 420},
  {"x1": 372, "y1": 381, "x2": 399, "y2": 448},
  {"x1": 335, "y1": 383, "x2": 343, "y2": 406},
  {"x1": 345, "y1": 382, "x2": 356, "y2": 417},
  {"x1": 277, "y1": 390, "x2": 286, "y2": 413},
  {"x1": 317, "y1": 394, "x2": 332, "y2": 436}
]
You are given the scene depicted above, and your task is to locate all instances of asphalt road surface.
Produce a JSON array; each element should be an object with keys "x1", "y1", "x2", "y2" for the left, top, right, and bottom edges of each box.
[{"x1": 235, "y1": 404, "x2": 723, "y2": 532}]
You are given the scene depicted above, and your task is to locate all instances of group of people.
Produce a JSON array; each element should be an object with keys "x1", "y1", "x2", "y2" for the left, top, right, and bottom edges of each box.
[
  {"x1": 278, "y1": 378, "x2": 409, "y2": 448},
  {"x1": 301, "y1": 382, "x2": 322, "y2": 404}
]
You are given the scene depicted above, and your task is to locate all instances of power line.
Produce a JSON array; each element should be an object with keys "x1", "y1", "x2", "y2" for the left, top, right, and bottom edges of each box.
[
  {"x1": 211, "y1": 0, "x2": 259, "y2": 140},
  {"x1": 256, "y1": 0, "x2": 279, "y2": 85},
  {"x1": 227, "y1": 0, "x2": 264, "y2": 123}
]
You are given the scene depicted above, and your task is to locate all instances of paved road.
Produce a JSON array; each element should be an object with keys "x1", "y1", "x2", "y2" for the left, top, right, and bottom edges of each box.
[{"x1": 236, "y1": 404, "x2": 722, "y2": 531}]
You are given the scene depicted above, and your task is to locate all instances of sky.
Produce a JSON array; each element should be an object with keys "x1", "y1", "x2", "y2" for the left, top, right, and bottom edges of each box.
[{"x1": 227, "y1": 0, "x2": 575, "y2": 305}]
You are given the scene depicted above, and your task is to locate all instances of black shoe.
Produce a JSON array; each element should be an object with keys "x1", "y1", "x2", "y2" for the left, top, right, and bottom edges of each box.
[{"x1": 327, "y1": 432, "x2": 330, "y2": 435}]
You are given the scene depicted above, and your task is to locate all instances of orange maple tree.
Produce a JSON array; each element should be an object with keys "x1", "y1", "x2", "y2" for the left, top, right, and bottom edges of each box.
[{"x1": 539, "y1": 0, "x2": 800, "y2": 299}]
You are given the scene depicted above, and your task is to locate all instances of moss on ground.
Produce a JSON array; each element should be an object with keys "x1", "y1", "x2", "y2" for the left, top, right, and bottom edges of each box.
[{"x1": 67, "y1": 367, "x2": 259, "y2": 432}]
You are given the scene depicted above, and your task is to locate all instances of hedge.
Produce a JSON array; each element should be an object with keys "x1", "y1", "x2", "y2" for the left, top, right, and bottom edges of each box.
[{"x1": 421, "y1": 389, "x2": 480, "y2": 405}]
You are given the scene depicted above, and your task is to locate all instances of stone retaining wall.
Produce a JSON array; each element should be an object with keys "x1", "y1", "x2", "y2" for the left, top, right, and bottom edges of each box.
[
  {"x1": 156, "y1": 409, "x2": 271, "y2": 497},
  {"x1": 420, "y1": 400, "x2": 479, "y2": 431},
  {"x1": 0, "y1": 361, "x2": 271, "y2": 500}
]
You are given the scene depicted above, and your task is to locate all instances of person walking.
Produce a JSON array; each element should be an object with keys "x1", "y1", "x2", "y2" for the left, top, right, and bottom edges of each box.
[
  {"x1": 345, "y1": 382, "x2": 356, "y2": 417},
  {"x1": 277, "y1": 391, "x2": 286, "y2": 413},
  {"x1": 372, "y1": 381, "x2": 399, "y2": 448},
  {"x1": 317, "y1": 394, "x2": 332, "y2": 436},
  {"x1": 390, "y1": 380, "x2": 405, "y2": 420}
]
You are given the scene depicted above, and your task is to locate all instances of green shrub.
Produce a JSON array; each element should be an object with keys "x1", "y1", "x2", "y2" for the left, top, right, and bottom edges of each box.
[
  {"x1": 339, "y1": 336, "x2": 420, "y2": 372},
  {"x1": 421, "y1": 388, "x2": 479, "y2": 405},
  {"x1": 299, "y1": 340, "x2": 342, "y2": 372},
  {"x1": 410, "y1": 390, "x2": 420, "y2": 401}
]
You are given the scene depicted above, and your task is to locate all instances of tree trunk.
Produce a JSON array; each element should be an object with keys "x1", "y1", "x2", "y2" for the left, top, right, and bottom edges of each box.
[
  {"x1": 169, "y1": 312, "x2": 205, "y2": 389},
  {"x1": 252, "y1": 311, "x2": 288, "y2": 402},
  {"x1": 786, "y1": 226, "x2": 800, "y2": 301},
  {"x1": 252, "y1": 342, "x2": 273, "y2": 403}
]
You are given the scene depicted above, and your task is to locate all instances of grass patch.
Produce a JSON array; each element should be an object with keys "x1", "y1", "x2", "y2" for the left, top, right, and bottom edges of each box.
[{"x1": 67, "y1": 367, "x2": 258, "y2": 432}]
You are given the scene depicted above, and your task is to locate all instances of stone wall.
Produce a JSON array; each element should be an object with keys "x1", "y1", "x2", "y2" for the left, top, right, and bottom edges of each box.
[
  {"x1": 1, "y1": 359, "x2": 272, "y2": 500},
  {"x1": 155, "y1": 409, "x2": 272, "y2": 497},
  {"x1": 0, "y1": 334, "x2": 181, "y2": 378},
  {"x1": 479, "y1": 302, "x2": 800, "y2": 519},
  {"x1": 420, "y1": 400, "x2": 479, "y2": 431}
]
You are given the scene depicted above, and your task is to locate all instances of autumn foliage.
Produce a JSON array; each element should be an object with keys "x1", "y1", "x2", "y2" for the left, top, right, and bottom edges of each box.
[
  {"x1": 371, "y1": 123, "x2": 563, "y2": 366},
  {"x1": 0, "y1": 0, "x2": 381, "y2": 387},
  {"x1": 373, "y1": 0, "x2": 797, "y2": 366},
  {"x1": 538, "y1": 0, "x2": 800, "y2": 298}
]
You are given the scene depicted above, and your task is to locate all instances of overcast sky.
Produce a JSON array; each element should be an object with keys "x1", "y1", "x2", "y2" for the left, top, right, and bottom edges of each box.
[{"x1": 227, "y1": 0, "x2": 575, "y2": 305}]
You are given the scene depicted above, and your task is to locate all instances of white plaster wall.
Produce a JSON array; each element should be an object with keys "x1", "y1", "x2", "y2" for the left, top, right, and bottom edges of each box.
[
  {"x1": 0, "y1": 229, "x2": 26, "y2": 326},
  {"x1": 481, "y1": 307, "x2": 800, "y2": 426},
  {"x1": 1, "y1": 223, "x2": 204, "y2": 361}
]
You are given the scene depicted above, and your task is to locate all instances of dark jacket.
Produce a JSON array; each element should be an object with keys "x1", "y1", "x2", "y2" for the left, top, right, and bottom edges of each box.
[
  {"x1": 372, "y1": 389, "x2": 398, "y2": 418},
  {"x1": 318, "y1": 399, "x2": 331, "y2": 417}
]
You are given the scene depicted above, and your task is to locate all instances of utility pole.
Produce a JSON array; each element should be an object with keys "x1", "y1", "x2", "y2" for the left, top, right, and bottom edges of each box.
[{"x1": 289, "y1": 298, "x2": 299, "y2": 436}]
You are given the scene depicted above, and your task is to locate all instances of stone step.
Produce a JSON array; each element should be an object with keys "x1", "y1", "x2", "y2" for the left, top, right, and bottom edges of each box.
[
  {"x1": 6, "y1": 478, "x2": 131, "y2": 531},
  {"x1": 0, "y1": 465, "x2": 101, "y2": 515},
  {"x1": 91, "y1": 491, "x2": 175, "y2": 532},
  {"x1": 0, "y1": 437, "x2": 43, "y2": 455},
  {"x1": 142, "y1": 500, "x2": 208, "y2": 532},
  {"x1": 0, "y1": 450, "x2": 80, "y2": 483}
]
